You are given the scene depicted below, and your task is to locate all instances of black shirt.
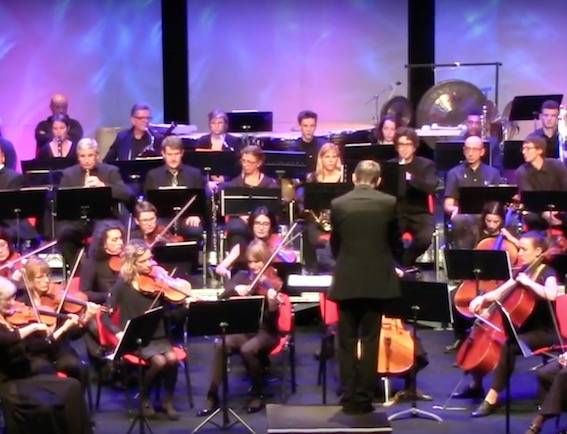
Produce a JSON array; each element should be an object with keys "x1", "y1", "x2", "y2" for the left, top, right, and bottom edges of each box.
[
  {"x1": 224, "y1": 173, "x2": 278, "y2": 188},
  {"x1": 519, "y1": 264, "x2": 556, "y2": 333},
  {"x1": 34, "y1": 116, "x2": 83, "y2": 154},
  {"x1": 515, "y1": 159, "x2": 567, "y2": 192},
  {"x1": 445, "y1": 163, "x2": 502, "y2": 199},
  {"x1": 79, "y1": 254, "x2": 119, "y2": 304},
  {"x1": 532, "y1": 128, "x2": 560, "y2": 159},
  {"x1": 393, "y1": 156, "x2": 438, "y2": 214},
  {"x1": 290, "y1": 137, "x2": 323, "y2": 174}
]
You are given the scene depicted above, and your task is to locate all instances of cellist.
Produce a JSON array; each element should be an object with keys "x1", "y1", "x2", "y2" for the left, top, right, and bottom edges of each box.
[{"x1": 453, "y1": 231, "x2": 559, "y2": 418}]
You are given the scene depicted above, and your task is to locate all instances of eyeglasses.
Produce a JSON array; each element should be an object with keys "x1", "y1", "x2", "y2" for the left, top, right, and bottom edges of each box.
[
  {"x1": 133, "y1": 116, "x2": 152, "y2": 121},
  {"x1": 522, "y1": 145, "x2": 536, "y2": 151}
]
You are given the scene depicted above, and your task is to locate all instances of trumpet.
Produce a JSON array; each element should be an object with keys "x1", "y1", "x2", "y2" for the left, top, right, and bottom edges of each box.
[{"x1": 306, "y1": 209, "x2": 332, "y2": 232}]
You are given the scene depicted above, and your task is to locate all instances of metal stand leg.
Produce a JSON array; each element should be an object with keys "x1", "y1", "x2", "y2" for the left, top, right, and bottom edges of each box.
[{"x1": 126, "y1": 339, "x2": 153, "y2": 434}]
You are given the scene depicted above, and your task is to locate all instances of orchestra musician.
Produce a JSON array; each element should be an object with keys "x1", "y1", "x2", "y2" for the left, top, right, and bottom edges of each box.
[
  {"x1": 143, "y1": 135, "x2": 205, "y2": 240},
  {"x1": 392, "y1": 127, "x2": 438, "y2": 269},
  {"x1": 374, "y1": 115, "x2": 398, "y2": 145},
  {"x1": 56, "y1": 138, "x2": 133, "y2": 269},
  {"x1": 198, "y1": 240, "x2": 283, "y2": 416},
  {"x1": 131, "y1": 201, "x2": 183, "y2": 247},
  {"x1": 444, "y1": 135, "x2": 502, "y2": 249},
  {"x1": 459, "y1": 109, "x2": 501, "y2": 167},
  {"x1": 215, "y1": 206, "x2": 296, "y2": 279},
  {"x1": 34, "y1": 93, "x2": 83, "y2": 157},
  {"x1": 0, "y1": 127, "x2": 17, "y2": 171},
  {"x1": 0, "y1": 230, "x2": 23, "y2": 282},
  {"x1": 454, "y1": 231, "x2": 559, "y2": 417},
  {"x1": 103, "y1": 103, "x2": 158, "y2": 162},
  {"x1": 289, "y1": 110, "x2": 324, "y2": 173},
  {"x1": 37, "y1": 113, "x2": 77, "y2": 161},
  {"x1": 329, "y1": 160, "x2": 402, "y2": 415},
  {"x1": 103, "y1": 239, "x2": 190, "y2": 420},
  {"x1": 0, "y1": 276, "x2": 92, "y2": 434},
  {"x1": 531, "y1": 99, "x2": 561, "y2": 159},
  {"x1": 195, "y1": 109, "x2": 242, "y2": 151}
]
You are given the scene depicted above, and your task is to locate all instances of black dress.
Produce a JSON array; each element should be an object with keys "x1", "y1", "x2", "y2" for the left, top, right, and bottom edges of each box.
[{"x1": 0, "y1": 324, "x2": 92, "y2": 434}]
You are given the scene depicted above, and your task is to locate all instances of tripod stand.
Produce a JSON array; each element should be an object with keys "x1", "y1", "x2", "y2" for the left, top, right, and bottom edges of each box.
[{"x1": 127, "y1": 338, "x2": 153, "y2": 434}]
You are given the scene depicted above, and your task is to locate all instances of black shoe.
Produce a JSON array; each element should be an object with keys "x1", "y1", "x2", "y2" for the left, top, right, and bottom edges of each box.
[
  {"x1": 444, "y1": 339, "x2": 462, "y2": 353},
  {"x1": 197, "y1": 394, "x2": 219, "y2": 417},
  {"x1": 246, "y1": 397, "x2": 264, "y2": 414},
  {"x1": 471, "y1": 400, "x2": 498, "y2": 417},
  {"x1": 452, "y1": 386, "x2": 485, "y2": 399}
]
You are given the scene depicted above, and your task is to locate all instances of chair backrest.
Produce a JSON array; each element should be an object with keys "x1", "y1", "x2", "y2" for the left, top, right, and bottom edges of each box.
[
  {"x1": 554, "y1": 294, "x2": 567, "y2": 341},
  {"x1": 277, "y1": 293, "x2": 293, "y2": 334},
  {"x1": 319, "y1": 293, "x2": 339, "y2": 325},
  {"x1": 95, "y1": 308, "x2": 120, "y2": 347}
]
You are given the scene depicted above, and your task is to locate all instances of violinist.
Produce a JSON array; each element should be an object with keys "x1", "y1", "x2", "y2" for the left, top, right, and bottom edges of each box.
[
  {"x1": 103, "y1": 239, "x2": 189, "y2": 420},
  {"x1": 131, "y1": 201, "x2": 182, "y2": 247},
  {"x1": 0, "y1": 276, "x2": 92, "y2": 434},
  {"x1": 0, "y1": 230, "x2": 23, "y2": 282},
  {"x1": 444, "y1": 135, "x2": 501, "y2": 249},
  {"x1": 143, "y1": 136, "x2": 205, "y2": 240},
  {"x1": 215, "y1": 206, "x2": 297, "y2": 279},
  {"x1": 454, "y1": 231, "x2": 559, "y2": 417},
  {"x1": 22, "y1": 256, "x2": 90, "y2": 383},
  {"x1": 198, "y1": 240, "x2": 283, "y2": 417}
]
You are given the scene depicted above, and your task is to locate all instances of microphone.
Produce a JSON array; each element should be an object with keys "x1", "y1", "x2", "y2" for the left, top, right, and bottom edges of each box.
[{"x1": 366, "y1": 81, "x2": 402, "y2": 104}]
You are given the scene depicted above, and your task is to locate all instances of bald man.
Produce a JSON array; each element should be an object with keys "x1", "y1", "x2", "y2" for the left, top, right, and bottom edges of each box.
[{"x1": 34, "y1": 93, "x2": 83, "y2": 156}]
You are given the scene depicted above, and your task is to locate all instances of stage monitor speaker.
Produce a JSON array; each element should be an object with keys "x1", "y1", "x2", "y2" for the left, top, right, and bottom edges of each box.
[{"x1": 267, "y1": 404, "x2": 392, "y2": 434}]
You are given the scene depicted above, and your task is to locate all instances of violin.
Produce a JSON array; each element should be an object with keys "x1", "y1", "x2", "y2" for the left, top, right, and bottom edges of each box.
[
  {"x1": 144, "y1": 225, "x2": 184, "y2": 247},
  {"x1": 377, "y1": 316, "x2": 415, "y2": 375},
  {"x1": 135, "y1": 265, "x2": 192, "y2": 304},
  {"x1": 0, "y1": 252, "x2": 22, "y2": 279},
  {"x1": 5, "y1": 300, "x2": 72, "y2": 327},
  {"x1": 108, "y1": 255, "x2": 123, "y2": 272},
  {"x1": 39, "y1": 283, "x2": 107, "y2": 315}
]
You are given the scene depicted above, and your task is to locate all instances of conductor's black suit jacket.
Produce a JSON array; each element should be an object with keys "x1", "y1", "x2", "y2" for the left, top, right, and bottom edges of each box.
[{"x1": 328, "y1": 185, "x2": 402, "y2": 302}]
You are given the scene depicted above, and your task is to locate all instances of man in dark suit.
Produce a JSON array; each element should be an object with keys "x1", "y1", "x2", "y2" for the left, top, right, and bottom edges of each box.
[
  {"x1": 329, "y1": 160, "x2": 402, "y2": 414},
  {"x1": 144, "y1": 136, "x2": 205, "y2": 239},
  {"x1": 57, "y1": 138, "x2": 133, "y2": 269}
]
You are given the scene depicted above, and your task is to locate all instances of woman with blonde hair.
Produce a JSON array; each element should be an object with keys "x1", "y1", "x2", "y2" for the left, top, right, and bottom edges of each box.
[{"x1": 307, "y1": 142, "x2": 343, "y2": 183}]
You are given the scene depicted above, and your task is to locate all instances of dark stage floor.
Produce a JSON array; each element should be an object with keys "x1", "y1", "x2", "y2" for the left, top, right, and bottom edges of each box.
[{"x1": 87, "y1": 315, "x2": 563, "y2": 434}]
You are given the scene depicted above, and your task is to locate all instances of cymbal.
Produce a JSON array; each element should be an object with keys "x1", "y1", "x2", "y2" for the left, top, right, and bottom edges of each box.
[{"x1": 381, "y1": 96, "x2": 413, "y2": 127}]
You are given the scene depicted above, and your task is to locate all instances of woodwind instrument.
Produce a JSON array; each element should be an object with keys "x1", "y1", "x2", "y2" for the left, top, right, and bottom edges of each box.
[{"x1": 84, "y1": 168, "x2": 90, "y2": 186}]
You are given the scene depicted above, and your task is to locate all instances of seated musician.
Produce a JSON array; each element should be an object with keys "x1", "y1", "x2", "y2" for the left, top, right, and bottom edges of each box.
[
  {"x1": 444, "y1": 135, "x2": 501, "y2": 249},
  {"x1": 392, "y1": 127, "x2": 438, "y2": 269},
  {"x1": 0, "y1": 276, "x2": 92, "y2": 434},
  {"x1": 289, "y1": 110, "x2": 324, "y2": 173},
  {"x1": 515, "y1": 134, "x2": 567, "y2": 231},
  {"x1": 300, "y1": 142, "x2": 344, "y2": 272},
  {"x1": 374, "y1": 115, "x2": 397, "y2": 145},
  {"x1": 22, "y1": 256, "x2": 94, "y2": 385},
  {"x1": 531, "y1": 99, "x2": 561, "y2": 159},
  {"x1": 524, "y1": 351, "x2": 567, "y2": 434},
  {"x1": 196, "y1": 109, "x2": 242, "y2": 151},
  {"x1": 37, "y1": 114, "x2": 78, "y2": 161},
  {"x1": 0, "y1": 125, "x2": 18, "y2": 170},
  {"x1": 131, "y1": 201, "x2": 183, "y2": 247},
  {"x1": 198, "y1": 240, "x2": 283, "y2": 416},
  {"x1": 210, "y1": 145, "x2": 278, "y2": 253},
  {"x1": 56, "y1": 138, "x2": 133, "y2": 269},
  {"x1": 0, "y1": 230, "x2": 23, "y2": 282},
  {"x1": 144, "y1": 135, "x2": 204, "y2": 240},
  {"x1": 104, "y1": 103, "x2": 160, "y2": 162},
  {"x1": 215, "y1": 206, "x2": 296, "y2": 279},
  {"x1": 453, "y1": 231, "x2": 559, "y2": 417},
  {"x1": 459, "y1": 109, "x2": 501, "y2": 167},
  {"x1": 103, "y1": 239, "x2": 191, "y2": 420}
]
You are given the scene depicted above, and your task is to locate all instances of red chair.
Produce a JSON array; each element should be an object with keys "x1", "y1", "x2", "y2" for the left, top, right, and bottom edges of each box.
[
  {"x1": 268, "y1": 293, "x2": 296, "y2": 399},
  {"x1": 533, "y1": 294, "x2": 567, "y2": 359},
  {"x1": 317, "y1": 294, "x2": 338, "y2": 386}
]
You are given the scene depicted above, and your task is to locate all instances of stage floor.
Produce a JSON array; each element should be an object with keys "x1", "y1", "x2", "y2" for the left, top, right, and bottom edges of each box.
[{"x1": 87, "y1": 318, "x2": 559, "y2": 434}]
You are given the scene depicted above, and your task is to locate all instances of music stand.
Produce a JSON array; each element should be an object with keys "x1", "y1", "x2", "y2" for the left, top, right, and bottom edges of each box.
[
  {"x1": 55, "y1": 187, "x2": 114, "y2": 222},
  {"x1": 548, "y1": 254, "x2": 567, "y2": 285},
  {"x1": 434, "y1": 141, "x2": 490, "y2": 172},
  {"x1": 344, "y1": 143, "x2": 397, "y2": 164},
  {"x1": 457, "y1": 185, "x2": 518, "y2": 214},
  {"x1": 146, "y1": 187, "x2": 207, "y2": 224},
  {"x1": 227, "y1": 111, "x2": 273, "y2": 133},
  {"x1": 21, "y1": 158, "x2": 75, "y2": 186},
  {"x1": 113, "y1": 158, "x2": 163, "y2": 184},
  {"x1": 502, "y1": 140, "x2": 524, "y2": 170},
  {"x1": 183, "y1": 150, "x2": 240, "y2": 178},
  {"x1": 386, "y1": 280, "x2": 451, "y2": 423},
  {"x1": 303, "y1": 183, "x2": 353, "y2": 212},
  {"x1": 509, "y1": 94, "x2": 563, "y2": 122},
  {"x1": 152, "y1": 241, "x2": 200, "y2": 280},
  {"x1": 107, "y1": 306, "x2": 164, "y2": 434},
  {"x1": 377, "y1": 161, "x2": 401, "y2": 197},
  {"x1": 188, "y1": 296, "x2": 264, "y2": 434},
  {"x1": 220, "y1": 187, "x2": 281, "y2": 216},
  {"x1": 263, "y1": 150, "x2": 307, "y2": 179},
  {"x1": 0, "y1": 187, "x2": 48, "y2": 248},
  {"x1": 521, "y1": 191, "x2": 567, "y2": 213}
]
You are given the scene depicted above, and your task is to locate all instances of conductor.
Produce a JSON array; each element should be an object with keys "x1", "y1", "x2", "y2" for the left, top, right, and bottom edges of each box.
[{"x1": 329, "y1": 160, "x2": 402, "y2": 414}]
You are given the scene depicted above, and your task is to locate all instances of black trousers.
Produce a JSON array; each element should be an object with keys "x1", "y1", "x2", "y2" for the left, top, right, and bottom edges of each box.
[
  {"x1": 337, "y1": 299, "x2": 384, "y2": 406},
  {"x1": 399, "y1": 213, "x2": 434, "y2": 267},
  {"x1": 536, "y1": 360, "x2": 567, "y2": 416}
]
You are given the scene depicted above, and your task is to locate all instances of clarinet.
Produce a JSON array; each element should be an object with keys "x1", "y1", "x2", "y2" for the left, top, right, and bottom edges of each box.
[{"x1": 208, "y1": 191, "x2": 219, "y2": 267}]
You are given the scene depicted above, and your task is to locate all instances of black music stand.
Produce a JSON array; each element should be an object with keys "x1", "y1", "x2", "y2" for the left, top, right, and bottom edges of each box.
[
  {"x1": 344, "y1": 143, "x2": 397, "y2": 164},
  {"x1": 386, "y1": 280, "x2": 452, "y2": 423},
  {"x1": 220, "y1": 187, "x2": 281, "y2": 216},
  {"x1": 55, "y1": 187, "x2": 114, "y2": 222},
  {"x1": 445, "y1": 249, "x2": 511, "y2": 285},
  {"x1": 107, "y1": 306, "x2": 164, "y2": 434},
  {"x1": 434, "y1": 141, "x2": 490, "y2": 172},
  {"x1": 377, "y1": 161, "x2": 401, "y2": 197},
  {"x1": 183, "y1": 150, "x2": 240, "y2": 178},
  {"x1": 152, "y1": 241, "x2": 200, "y2": 279},
  {"x1": 21, "y1": 158, "x2": 75, "y2": 186},
  {"x1": 146, "y1": 187, "x2": 207, "y2": 225},
  {"x1": 303, "y1": 183, "x2": 353, "y2": 212},
  {"x1": 272, "y1": 262, "x2": 302, "y2": 294},
  {"x1": 502, "y1": 140, "x2": 524, "y2": 170},
  {"x1": 548, "y1": 254, "x2": 567, "y2": 285},
  {"x1": 188, "y1": 297, "x2": 264, "y2": 434},
  {"x1": 521, "y1": 191, "x2": 567, "y2": 213},
  {"x1": 457, "y1": 185, "x2": 518, "y2": 214},
  {"x1": 509, "y1": 94, "x2": 563, "y2": 122},
  {"x1": 227, "y1": 111, "x2": 273, "y2": 133},
  {"x1": 263, "y1": 150, "x2": 307, "y2": 179},
  {"x1": 0, "y1": 187, "x2": 48, "y2": 248},
  {"x1": 113, "y1": 158, "x2": 163, "y2": 184}
]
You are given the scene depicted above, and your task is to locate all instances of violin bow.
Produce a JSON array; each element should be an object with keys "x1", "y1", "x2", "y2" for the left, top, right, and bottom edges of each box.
[
  {"x1": 148, "y1": 194, "x2": 197, "y2": 249},
  {"x1": 0, "y1": 240, "x2": 57, "y2": 272},
  {"x1": 21, "y1": 273, "x2": 53, "y2": 343},
  {"x1": 55, "y1": 247, "x2": 85, "y2": 315}
]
